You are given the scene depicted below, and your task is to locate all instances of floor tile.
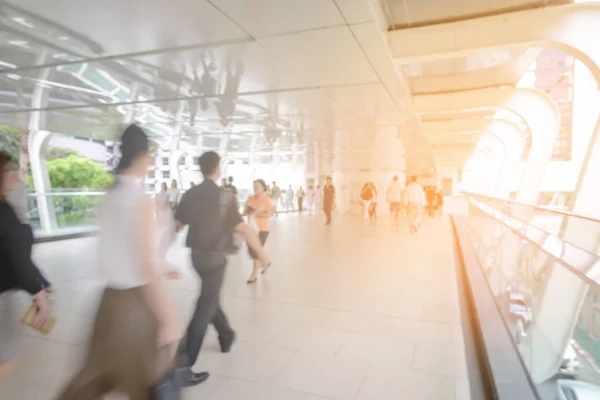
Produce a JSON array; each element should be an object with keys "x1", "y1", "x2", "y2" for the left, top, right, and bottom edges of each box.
[
  {"x1": 335, "y1": 332, "x2": 415, "y2": 365},
  {"x1": 412, "y1": 341, "x2": 468, "y2": 378},
  {"x1": 3, "y1": 215, "x2": 467, "y2": 399},
  {"x1": 274, "y1": 353, "x2": 369, "y2": 400},
  {"x1": 358, "y1": 363, "x2": 455, "y2": 400},
  {"x1": 210, "y1": 378, "x2": 308, "y2": 400}
]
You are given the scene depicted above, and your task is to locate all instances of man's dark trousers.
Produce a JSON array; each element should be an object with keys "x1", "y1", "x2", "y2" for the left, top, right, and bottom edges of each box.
[{"x1": 177, "y1": 253, "x2": 235, "y2": 367}]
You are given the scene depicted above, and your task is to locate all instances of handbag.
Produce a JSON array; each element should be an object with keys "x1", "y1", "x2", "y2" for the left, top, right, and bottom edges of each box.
[
  {"x1": 216, "y1": 188, "x2": 243, "y2": 255},
  {"x1": 21, "y1": 304, "x2": 56, "y2": 335}
]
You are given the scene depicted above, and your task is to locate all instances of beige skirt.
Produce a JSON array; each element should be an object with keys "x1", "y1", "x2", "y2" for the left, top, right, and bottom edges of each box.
[{"x1": 59, "y1": 287, "x2": 171, "y2": 400}]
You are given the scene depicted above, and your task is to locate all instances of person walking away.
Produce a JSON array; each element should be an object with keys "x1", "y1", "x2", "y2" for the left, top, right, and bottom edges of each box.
[
  {"x1": 173, "y1": 151, "x2": 270, "y2": 386},
  {"x1": 368, "y1": 183, "x2": 378, "y2": 222},
  {"x1": 285, "y1": 185, "x2": 294, "y2": 211},
  {"x1": 323, "y1": 177, "x2": 335, "y2": 226},
  {"x1": 6, "y1": 166, "x2": 53, "y2": 292},
  {"x1": 59, "y1": 125, "x2": 181, "y2": 399},
  {"x1": 360, "y1": 183, "x2": 373, "y2": 224},
  {"x1": 306, "y1": 184, "x2": 315, "y2": 215},
  {"x1": 436, "y1": 191, "x2": 444, "y2": 215},
  {"x1": 386, "y1": 176, "x2": 403, "y2": 227},
  {"x1": 167, "y1": 179, "x2": 180, "y2": 212},
  {"x1": 314, "y1": 185, "x2": 323, "y2": 216},
  {"x1": 297, "y1": 186, "x2": 305, "y2": 212},
  {"x1": 426, "y1": 188, "x2": 436, "y2": 217},
  {"x1": 404, "y1": 176, "x2": 426, "y2": 233},
  {"x1": 226, "y1": 176, "x2": 237, "y2": 194},
  {"x1": 0, "y1": 152, "x2": 51, "y2": 380},
  {"x1": 244, "y1": 179, "x2": 274, "y2": 283},
  {"x1": 270, "y1": 182, "x2": 281, "y2": 216}
]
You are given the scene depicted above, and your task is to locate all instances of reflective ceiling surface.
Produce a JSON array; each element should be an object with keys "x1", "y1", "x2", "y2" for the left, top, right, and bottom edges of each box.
[
  {"x1": 2, "y1": 0, "x2": 419, "y2": 169},
  {"x1": 0, "y1": 0, "x2": 571, "y2": 174}
]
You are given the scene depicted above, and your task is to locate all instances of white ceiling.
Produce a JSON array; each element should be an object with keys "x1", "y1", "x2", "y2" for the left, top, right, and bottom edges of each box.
[
  {"x1": 384, "y1": 0, "x2": 571, "y2": 28},
  {"x1": 0, "y1": 0, "x2": 569, "y2": 175}
]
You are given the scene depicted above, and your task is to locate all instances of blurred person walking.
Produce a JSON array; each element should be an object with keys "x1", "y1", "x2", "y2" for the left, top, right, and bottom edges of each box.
[
  {"x1": 323, "y1": 177, "x2": 335, "y2": 226},
  {"x1": 173, "y1": 151, "x2": 270, "y2": 385},
  {"x1": 297, "y1": 186, "x2": 305, "y2": 213},
  {"x1": 306, "y1": 183, "x2": 315, "y2": 215},
  {"x1": 5, "y1": 163, "x2": 53, "y2": 292},
  {"x1": 314, "y1": 185, "x2": 323, "y2": 216},
  {"x1": 244, "y1": 179, "x2": 274, "y2": 283},
  {"x1": 368, "y1": 183, "x2": 378, "y2": 222},
  {"x1": 225, "y1": 176, "x2": 237, "y2": 195},
  {"x1": 167, "y1": 179, "x2": 180, "y2": 212},
  {"x1": 360, "y1": 183, "x2": 374, "y2": 224},
  {"x1": 285, "y1": 185, "x2": 294, "y2": 211},
  {"x1": 270, "y1": 181, "x2": 281, "y2": 216},
  {"x1": 404, "y1": 176, "x2": 426, "y2": 233},
  {"x1": 59, "y1": 125, "x2": 181, "y2": 399},
  {"x1": 386, "y1": 176, "x2": 403, "y2": 227},
  {"x1": 0, "y1": 152, "x2": 51, "y2": 380}
]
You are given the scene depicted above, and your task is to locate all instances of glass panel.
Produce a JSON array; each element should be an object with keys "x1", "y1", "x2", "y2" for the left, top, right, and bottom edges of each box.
[{"x1": 464, "y1": 196, "x2": 600, "y2": 398}]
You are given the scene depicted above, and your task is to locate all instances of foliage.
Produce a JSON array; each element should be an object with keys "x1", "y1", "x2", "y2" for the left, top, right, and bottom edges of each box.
[
  {"x1": 0, "y1": 125, "x2": 20, "y2": 161},
  {"x1": 44, "y1": 155, "x2": 113, "y2": 227},
  {"x1": 46, "y1": 154, "x2": 113, "y2": 189},
  {"x1": 47, "y1": 147, "x2": 78, "y2": 160}
]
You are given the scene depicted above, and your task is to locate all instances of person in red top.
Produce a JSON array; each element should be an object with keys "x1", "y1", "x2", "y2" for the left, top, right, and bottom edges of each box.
[{"x1": 244, "y1": 179, "x2": 274, "y2": 283}]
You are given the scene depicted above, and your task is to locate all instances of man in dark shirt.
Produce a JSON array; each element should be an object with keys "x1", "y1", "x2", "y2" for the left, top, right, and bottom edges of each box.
[
  {"x1": 323, "y1": 176, "x2": 335, "y2": 226},
  {"x1": 226, "y1": 176, "x2": 237, "y2": 194},
  {"x1": 173, "y1": 151, "x2": 269, "y2": 387}
]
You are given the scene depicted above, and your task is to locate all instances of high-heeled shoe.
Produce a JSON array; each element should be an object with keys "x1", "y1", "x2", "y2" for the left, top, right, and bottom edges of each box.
[{"x1": 247, "y1": 277, "x2": 258, "y2": 284}]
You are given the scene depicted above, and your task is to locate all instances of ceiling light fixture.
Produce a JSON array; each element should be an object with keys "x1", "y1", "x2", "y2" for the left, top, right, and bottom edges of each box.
[
  {"x1": 7, "y1": 39, "x2": 29, "y2": 48},
  {"x1": 0, "y1": 61, "x2": 16, "y2": 69},
  {"x1": 11, "y1": 17, "x2": 34, "y2": 28}
]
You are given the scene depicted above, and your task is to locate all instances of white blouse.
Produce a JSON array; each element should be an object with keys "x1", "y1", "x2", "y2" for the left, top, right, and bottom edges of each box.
[{"x1": 97, "y1": 175, "x2": 150, "y2": 289}]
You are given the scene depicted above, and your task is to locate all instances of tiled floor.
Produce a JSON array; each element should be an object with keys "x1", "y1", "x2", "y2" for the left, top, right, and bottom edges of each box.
[{"x1": 1, "y1": 213, "x2": 470, "y2": 400}]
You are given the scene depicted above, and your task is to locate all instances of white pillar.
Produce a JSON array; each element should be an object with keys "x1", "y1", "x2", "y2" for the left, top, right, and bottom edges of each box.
[
  {"x1": 27, "y1": 49, "x2": 56, "y2": 234},
  {"x1": 29, "y1": 131, "x2": 56, "y2": 234}
]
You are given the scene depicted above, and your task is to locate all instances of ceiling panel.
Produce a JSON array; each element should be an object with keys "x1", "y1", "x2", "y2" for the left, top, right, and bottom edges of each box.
[
  {"x1": 333, "y1": 0, "x2": 377, "y2": 24},
  {"x1": 211, "y1": 0, "x2": 345, "y2": 38},
  {"x1": 325, "y1": 84, "x2": 404, "y2": 126},
  {"x1": 387, "y1": 0, "x2": 570, "y2": 28},
  {"x1": 7, "y1": 0, "x2": 249, "y2": 62},
  {"x1": 258, "y1": 27, "x2": 379, "y2": 87}
]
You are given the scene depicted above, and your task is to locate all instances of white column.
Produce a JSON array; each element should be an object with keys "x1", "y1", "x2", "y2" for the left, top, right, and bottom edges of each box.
[
  {"x1": 29, "y1": 131, "x2": 56, "y2": 234},
  {"x1": 27, "y1": 49, "x2": 56, "y2": 234}
]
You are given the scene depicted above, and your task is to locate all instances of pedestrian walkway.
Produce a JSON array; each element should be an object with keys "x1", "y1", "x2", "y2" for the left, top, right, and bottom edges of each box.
[{"x1": 0, "y1": 214, "x2": 469, "y2": 400}]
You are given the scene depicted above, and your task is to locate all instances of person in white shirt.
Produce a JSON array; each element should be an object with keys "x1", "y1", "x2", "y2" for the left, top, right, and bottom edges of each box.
[
  {"x1": 306, "y1": 184, "x2": 316, "y2": 215},
  {"x1": 167, "y1": 179, "x2": 180, "y2": 211},
  {"x1": 404, "y1": 176, "x2": 426, "y2": 233},
  {"x1": 59, "y1": 124, "x2": 183, "y2": 398},
  {"x1": 386, "y1": 176, "x2": 403, "y2": 227}
]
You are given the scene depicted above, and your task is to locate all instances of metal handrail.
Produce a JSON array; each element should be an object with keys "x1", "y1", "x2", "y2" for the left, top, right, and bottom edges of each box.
[{"x1": 462, "y1": 191, "x2": 600, "y2": 224}]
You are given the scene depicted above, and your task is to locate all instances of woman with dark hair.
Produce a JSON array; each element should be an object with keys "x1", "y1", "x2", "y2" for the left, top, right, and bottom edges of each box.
[
  {"x1": 243, "y1": 179, "x2": 273, "y2": 284},
  {"x1": 0, "y1": 152, "x2": 51, "y2": 380},
  {"x1": 59, "y1": 125, "x2": 180, "y2": 399}
]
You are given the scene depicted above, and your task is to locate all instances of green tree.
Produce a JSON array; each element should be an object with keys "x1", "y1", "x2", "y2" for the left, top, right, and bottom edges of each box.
[
  {"x1": 45, "y1": 155, "x2": 114, "y2": 227},
  {"x1": 47, "y1": 147, "x2": 78, "y2": 160},
  {"x1": 47, "y1": 154, "x2": 113, "y2": 189},
  {"x1": 0, "y1": 125, "x2": 20, "y2": 161}
]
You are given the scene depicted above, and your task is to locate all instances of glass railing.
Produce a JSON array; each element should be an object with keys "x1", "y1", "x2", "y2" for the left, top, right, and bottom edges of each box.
[
  {"x1": 28, "y1": 190, "x2": 104, "y2": 238},
  {"x1": 458, "y1": 196, "x2": 600, "y2": 399},
  {"x1": 466, "y1": 192, "x2": 600, "y2": 258},
  {"x1": 29, "y1": 188, "x2": 305, "y2": 239}
]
